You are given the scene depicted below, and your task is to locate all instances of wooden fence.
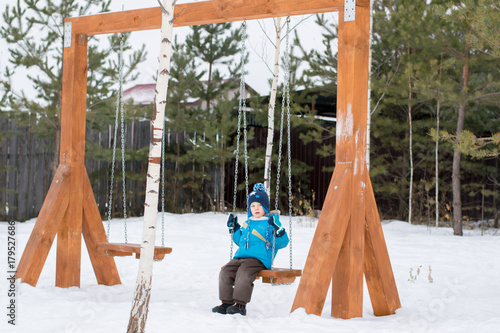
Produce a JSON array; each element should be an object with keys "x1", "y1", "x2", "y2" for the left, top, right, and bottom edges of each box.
[
  {"x1": 1, "y1": 116, "x2": 336, "y2": 222},
  {"x1": 0, "y1": 117, "x2": 55, "y2": 221}
]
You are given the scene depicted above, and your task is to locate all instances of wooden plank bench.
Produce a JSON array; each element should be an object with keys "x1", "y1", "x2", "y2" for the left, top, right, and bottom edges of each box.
[
  {"x1": 256, "y1": 268, "x2": 302, "y2": 284},
  {"x1": 97, "y1": 242, "x2": 172, "y2": 261}
]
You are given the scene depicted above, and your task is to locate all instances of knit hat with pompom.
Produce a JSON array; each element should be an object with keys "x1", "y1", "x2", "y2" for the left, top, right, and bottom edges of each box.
[{"x1": 247, "y1": 183, "x2": 270, "y2": 216}]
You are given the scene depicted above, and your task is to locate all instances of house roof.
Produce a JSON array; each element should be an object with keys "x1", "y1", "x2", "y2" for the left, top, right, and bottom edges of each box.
[
  {"x1": 123, "y1": 84, "x2": 156, "y2": 105},
  {"x1": 123, "y1": 80, "x2": 258, "y2": 106}
]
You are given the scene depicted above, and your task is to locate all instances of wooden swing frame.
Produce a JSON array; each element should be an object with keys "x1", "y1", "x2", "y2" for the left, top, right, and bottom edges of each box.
[{"x1": 16, "y1": 0, "x2": 401, "y2": 319}]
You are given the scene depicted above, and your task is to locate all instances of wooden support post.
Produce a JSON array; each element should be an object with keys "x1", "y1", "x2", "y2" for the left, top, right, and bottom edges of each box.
[
  {"x1": 291, "y1": 4, "x2": 400, "y2": 318},
  {"x1": 364, "y1": 174, "x2": 401, "y2": 315},
  {"x1": 290, "y1": 165, "x2": 353, "y2": 314},
  {"x1": 16, "y1": 164, "x2": 70, "y2": 286},
  {"x1": 16, "y1": 29, "x2": 121, "y2": 288},
  {"x1": 82, "y1": 171, "x2": 121, "y2": 285},
  {"x1": 55, "y1": 33, "x2": 88, "y2": 288}
]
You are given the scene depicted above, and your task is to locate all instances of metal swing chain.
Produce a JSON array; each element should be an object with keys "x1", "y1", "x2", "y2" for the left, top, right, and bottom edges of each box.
[
  {"x1": 271, "y1": 50, "x2": 286, "y2": 272},
  {"x1": 161, "y1": 125, "x2": 166, "y2": 247},
  {"x1": 241, "y1": 22, "x2": 249, "y2": 201},
  {"x1": 230, "y1": 21, "x2": 248, "y2": 260},
  {"x1": 119, "y1": 34, "x2": 128, "y2": 243},
  {"x1": 284, "y1": 17, "x2": 293, "y2": 270},
  {"x1": 270, "y1": 17, "x2": 292, "y2": 278},
  {"x1": 106, "y1": 34, "x2": 126, "y2": 243}
]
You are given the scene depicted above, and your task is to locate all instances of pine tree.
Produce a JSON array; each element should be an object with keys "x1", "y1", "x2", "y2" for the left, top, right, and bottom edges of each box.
[
  {"x1": 285, "y1": 1, "x2": 499, "y2": 223},
  {"x1": 184, "y1": 23, "x2": 245, "y2": 211},
  {"x1": 163, "y1": 36, "x2": 203, "y2": 212},
  {"x1": 0, "y1": 0, "x2": 146, "y2": 177},
  {"x1": 433, "y1": 0, "x2": 500, "y2": 235},
  {"x1": 436, "y1": 0, "x2": 500, "y2": 159}
]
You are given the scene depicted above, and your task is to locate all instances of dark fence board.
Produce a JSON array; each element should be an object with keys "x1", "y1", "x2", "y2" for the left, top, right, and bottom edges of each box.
[{"x1": 1, "y1": 116, "x2": 336, "y2": 221}]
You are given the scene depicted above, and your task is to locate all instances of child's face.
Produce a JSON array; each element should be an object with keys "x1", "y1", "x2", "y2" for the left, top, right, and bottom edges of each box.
[{"x1": 250, "y1": 202, "x2": 265, "y2": 218}]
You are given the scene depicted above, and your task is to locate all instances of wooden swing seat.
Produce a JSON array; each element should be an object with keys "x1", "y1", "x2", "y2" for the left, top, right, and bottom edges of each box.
[
  {"x1": 256, "y1": 268, "x2": 302, "y2": 284},
  {"x1": 97, "y1": 242, "x2": 172, "y2": 261}
]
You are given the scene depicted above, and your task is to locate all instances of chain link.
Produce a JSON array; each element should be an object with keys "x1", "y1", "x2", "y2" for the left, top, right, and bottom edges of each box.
[
  {"x1": 284, "y1": 18, "x2": 293, "y2": 269},
  {"x1": 241, "y1": 22, "x2": 249, "y2": 201},
  {"x1": 274, "y1": 94, "x2": 285, "y2": 212},
  {"x1": 270, "y1": 17, "x2": 293, "y2": 281},
  {"x1": 119, "y1": 34, "x2": 128, "y2": 243},
  {"x1": 161, "y1": 125, "x2": 166, "y2": 247},
  {"x1": 107, "y1": 34, "x2": 126, "y2": 243}
]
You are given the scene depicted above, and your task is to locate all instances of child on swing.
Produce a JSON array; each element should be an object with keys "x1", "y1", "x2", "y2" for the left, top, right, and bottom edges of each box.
[{"x1": 212, "y1": 183, "x2": 289, "y2": 316}]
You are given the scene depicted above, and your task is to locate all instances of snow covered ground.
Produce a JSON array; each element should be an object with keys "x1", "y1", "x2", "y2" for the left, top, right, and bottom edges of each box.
[{"x1": 2, "y1": 212, "x2": 500, "y2": 333}]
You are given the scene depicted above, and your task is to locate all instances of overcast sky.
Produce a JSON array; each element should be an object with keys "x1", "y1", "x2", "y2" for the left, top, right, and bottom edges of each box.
[{"x1": 1, "y1": 0, "x2": 337, "y2": 97}]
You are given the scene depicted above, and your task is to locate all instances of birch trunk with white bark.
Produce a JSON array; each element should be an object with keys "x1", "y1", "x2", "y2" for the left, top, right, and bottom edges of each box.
[
  {"x1": 408, "y1": 106, "x2": 413, "y2": 225},
  {"x1": 127, "y1": 1, "x2": 174, "y2": 332},
  {"x1": 435, "y1": 52, "x2": 443, "y2": 228},
  {"x1": 264, "y1": 17, "x2": 282, "y2": 195},
  {"x1": 407, "y1": 45, "x2": 414, "y2": 225}
]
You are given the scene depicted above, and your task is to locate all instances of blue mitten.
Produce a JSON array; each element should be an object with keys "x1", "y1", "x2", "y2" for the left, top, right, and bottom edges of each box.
[
  {"x1": 268, "y1": 215, "x2": 285, "y2": 237},
  {"x1": 227, "y1": 213, "x2": 240, "y2": 234}
]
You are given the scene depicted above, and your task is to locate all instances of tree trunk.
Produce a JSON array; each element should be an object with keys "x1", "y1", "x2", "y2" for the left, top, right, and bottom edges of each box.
[
  {"x1": 452, "y1": 39, "x2": 470, "y2": 236},
  {"x1": 407, "y1": 43, "x2": 414, "y2": 225},
  {"x1": 408, "y1": 107, "x2": 413, "y2": 225},
  {"x1": 264, "y1": 17, "x2": 283, "y2": 195},
  {"x1": 53, "y1": 123, "x2": 60, "y2": 178},
  {"x1": 435, "y1": 99, "x2": 440, "y2": 227},
  {"x1": 220, "y1": 128, "x2": 225, "y2": 212},
  {"x1": 127, "y1": 1, "x2": 174, "y2": 332},
  {"x1": 221, "y1": 157, "x2": 225, "y2": 212},
  {"x1": 435, "y1": 51, "x2": 443, "y2": 228}
]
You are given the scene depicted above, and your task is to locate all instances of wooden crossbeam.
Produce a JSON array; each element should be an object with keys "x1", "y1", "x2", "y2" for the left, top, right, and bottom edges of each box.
[
  {"x1": 67, "y1": 0, "x2": 369, "y2": 35},
  {"x1": 291, "y1": 5, "x2": 400, "y2": 318}
]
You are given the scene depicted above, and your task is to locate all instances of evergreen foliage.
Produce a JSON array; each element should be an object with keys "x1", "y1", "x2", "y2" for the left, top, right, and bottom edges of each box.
[
  {"x1": 170, "y1": 22, "x2": 246, "y2": 212},
  {"x1": 0, "y1": 0, "x2": 147, "y2": 218},
  {"x1": 1, "y1": 1, "x2": 498, "y2": 224},
  {"x1": 291, "y1": 0, "x2": 500, "y2": 225}
]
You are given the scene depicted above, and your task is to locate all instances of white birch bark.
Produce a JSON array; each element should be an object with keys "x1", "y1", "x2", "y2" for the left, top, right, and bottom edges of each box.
[
  {"x1": 435, "y1": 53, "x2": 443, "y2": 228},
  {"x1": 408, "y1": 107, "x2": 413, "y2": 225},
  {"x1": 264, "y1": 17, "x2": 283, "y2": 195},
  {"x1": 127, "y1": 1, "x2": 174, "y2": 332},
  {"x1": 408, "y1": 45, "x2": 414, "y2": 225}
]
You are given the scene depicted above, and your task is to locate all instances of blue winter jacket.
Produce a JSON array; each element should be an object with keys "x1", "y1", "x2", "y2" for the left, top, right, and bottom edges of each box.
[{"x1": 233, "y1": 215, "x2": 289, "y2": 269}]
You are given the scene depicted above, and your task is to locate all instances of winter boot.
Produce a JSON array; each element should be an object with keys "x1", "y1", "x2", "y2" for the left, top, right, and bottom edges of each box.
[
  {"x1": 212, "y1": 303, "x2": 232, "y2": 314},
  {"x1": 226, "y1": 303, "x2": 246, "y2": 316}
]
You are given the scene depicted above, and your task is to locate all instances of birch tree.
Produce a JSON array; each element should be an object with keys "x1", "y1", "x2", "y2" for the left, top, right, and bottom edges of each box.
[
  {"x1": 0, "y1": 0, "x2": 145, "y2": 177},
  {"x1": 184, "y1": 22, "x2": 244, "y2": 212},
  {"x1": 263, "y1": 17, "x2": 283, "y2": 194},
  {"x1": 435, "y1": 53, "x2": 443, "y2": 228},
  {"x1": 127, "y1": 0, "x2": 174, "y2": 331},
  {"x1": 407, "y1": 49, "x2": 415, "y2": 225}
]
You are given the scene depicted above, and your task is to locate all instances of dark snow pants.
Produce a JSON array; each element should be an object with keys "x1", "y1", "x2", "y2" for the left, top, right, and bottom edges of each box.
[{"x1": 219, "y1": 258, "x2": 266, "y2": 305}]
